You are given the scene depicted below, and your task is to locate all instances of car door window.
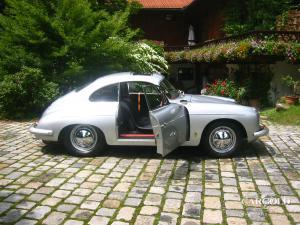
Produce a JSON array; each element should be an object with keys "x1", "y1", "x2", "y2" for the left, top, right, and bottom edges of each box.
[
  {"x1": 90, "y1": 83, "x2": 119, "y2": 102},
  {"x1": 143, "y1": 84, "x2": 169, "y2": 111}
]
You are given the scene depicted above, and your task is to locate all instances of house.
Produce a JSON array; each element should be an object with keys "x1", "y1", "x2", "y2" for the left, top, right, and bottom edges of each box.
[{"x1": 132, "y1": 0, "x2": 300, "y2": 105}]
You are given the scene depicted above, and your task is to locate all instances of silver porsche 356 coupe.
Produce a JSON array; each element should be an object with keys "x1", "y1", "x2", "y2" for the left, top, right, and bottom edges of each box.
[{"x1": 30, "y1": 72, "x2": 268, "y2": 157}]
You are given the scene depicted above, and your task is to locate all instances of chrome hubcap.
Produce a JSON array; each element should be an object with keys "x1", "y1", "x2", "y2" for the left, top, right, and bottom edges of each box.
[
  {"x1": 70, "y1": 125, "x2": 97, "y2": 153},
  {"x1": 209, "y1": 126, "x2": 236, "y2": 153}
]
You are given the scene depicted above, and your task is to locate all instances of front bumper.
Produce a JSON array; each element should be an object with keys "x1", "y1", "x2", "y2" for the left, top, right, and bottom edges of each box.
[
  {"x1": 254, "y1": 124, "x2": 269, "y2": 138},
  {"x1": 29, "y1": 123, "x2": 53, "y2": 137}
]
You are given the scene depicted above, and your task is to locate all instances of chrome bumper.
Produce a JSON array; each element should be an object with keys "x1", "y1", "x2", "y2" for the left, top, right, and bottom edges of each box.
[
  {"x1": 29, "y1": 123, "x2": 53, "y2": 136},
  {"x1": 254, "y1": 125, "x2": 269, "y2": 138}
]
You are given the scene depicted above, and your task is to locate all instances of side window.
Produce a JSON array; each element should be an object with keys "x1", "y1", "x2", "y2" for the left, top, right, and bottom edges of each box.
[
  {"x1": 90, "y1": 83, "x2": 119, "y2": 102},
  {"x1": 128, "y1": 82, "x2": 144, "y2": 94},
  {"x1": 143, "y1": 84, "x2": 169, "y2": 110}
]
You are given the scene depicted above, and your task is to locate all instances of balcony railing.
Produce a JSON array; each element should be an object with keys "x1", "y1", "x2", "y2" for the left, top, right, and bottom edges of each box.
[{"x1": 164, "y1": 30, "x2": 300, "y2": 52}]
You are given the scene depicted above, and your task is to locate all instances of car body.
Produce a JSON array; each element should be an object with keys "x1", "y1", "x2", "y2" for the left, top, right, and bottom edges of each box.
[{"x1": 30, "y1": 72, "x2": 268, "y2": 157}]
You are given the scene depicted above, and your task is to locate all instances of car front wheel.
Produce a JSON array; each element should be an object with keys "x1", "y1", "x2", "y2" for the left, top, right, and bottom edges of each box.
[
  {"x1": 64, "y1": 125, "x2": 104, "y2": 156},
  {"x1": 203, "y1": 121, "x2": 242, "y2": 157}
]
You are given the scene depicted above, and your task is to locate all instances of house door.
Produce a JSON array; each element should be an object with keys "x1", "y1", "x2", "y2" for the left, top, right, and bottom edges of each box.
[{"x1": 143, "y1": 84, "x2": 189, "y2": 156}]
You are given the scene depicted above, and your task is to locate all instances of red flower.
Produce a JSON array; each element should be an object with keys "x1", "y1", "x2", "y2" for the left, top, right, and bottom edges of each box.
[
  {"x1": 221, "y1": 90, "x2": 225, "y2": 95},
  {"x1": 221, "y1": 81, "x2": 226, "y2": 86}
]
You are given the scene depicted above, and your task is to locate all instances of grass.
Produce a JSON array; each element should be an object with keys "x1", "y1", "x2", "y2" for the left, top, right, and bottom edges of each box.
[{"x1": 260, "y1": 104, "x2": 300, "y2": 125}]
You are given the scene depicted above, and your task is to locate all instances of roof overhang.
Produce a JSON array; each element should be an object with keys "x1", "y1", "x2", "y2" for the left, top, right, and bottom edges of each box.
[{"x1": 134, "y1": 0, "x2": 196, "y2": 10}]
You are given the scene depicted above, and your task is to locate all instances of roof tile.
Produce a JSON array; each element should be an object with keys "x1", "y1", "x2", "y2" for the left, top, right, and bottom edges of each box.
[{"x1": 136, "y1": 0, "x2": 195, "y2": 9}]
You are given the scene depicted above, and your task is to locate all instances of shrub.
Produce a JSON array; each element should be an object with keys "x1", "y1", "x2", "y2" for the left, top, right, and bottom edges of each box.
[
  {"x1": 0, "y1": 67, "x2": 59, "y2": 119},
  {"x1": 129, "y1": 42, "x2": 168, "y2": 74},
  {"x1": 0, "y1": 0, "x2": 167, "y2": 118},
  {"x1": 204, "y1": 79, "x2": 246, "y2": 102}
]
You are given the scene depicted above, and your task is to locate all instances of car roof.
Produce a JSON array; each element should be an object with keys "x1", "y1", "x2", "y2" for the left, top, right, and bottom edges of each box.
[
  {"x1": 93, "y1": 72, "x2": 165, "y2": 86},
  {"x1": 79, "y1": 72, "x2": 165, "y2": 95}
]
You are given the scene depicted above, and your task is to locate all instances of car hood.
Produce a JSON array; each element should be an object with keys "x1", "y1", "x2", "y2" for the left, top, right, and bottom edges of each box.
[{"x1": 171, "y1": 94, "x2": 236, "y2": 104}]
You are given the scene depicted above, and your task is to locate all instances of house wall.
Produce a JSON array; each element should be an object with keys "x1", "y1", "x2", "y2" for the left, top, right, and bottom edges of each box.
[
  {"x1": 131, "y1": 0, "x2": 225, "y2": 46},
  {"x1": 270, "y1": 61, "x2": 300, "y2": 103},
  {"x1": 131, "y1": 11, "x2": 186, "y2": 46}
]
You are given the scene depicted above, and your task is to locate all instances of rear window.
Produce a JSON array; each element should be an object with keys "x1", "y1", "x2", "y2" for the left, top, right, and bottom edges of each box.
[{"x1": 89, "y1": 83, "x2": 119, "y2": 102}]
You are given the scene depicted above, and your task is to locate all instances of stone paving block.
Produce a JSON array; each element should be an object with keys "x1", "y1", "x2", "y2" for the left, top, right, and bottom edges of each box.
[
  {"x1": 71, "y1": 209, "x2": 93, "y2": 220},
  {"x1": 163, "y1": 198, "x2": 181, "y2": 213},
  {"x1": 203, "y1": 209, "x2": 223, "y2": 224},
  {"x1": 26, "y1": 206, "x2": 51, "y2": 220},
  {"x1": 16, "y1": 201, "x2": 36, "y2": 210},
  {"x1": 0, "y1": 202, "x2": 13, "y2": 214},
  {"x1": 43, "y1": 211, "x2": 66, "y2": 225},
  {"x1": 270, "y1": 214, "x2": 291, "y2": 225},
  {"x1": 134, "y1": 215, "x2": 155, "y2": 225},
  {"x1": 116, "y1": 207, "x2": 135, "y2": 221},
  {"x1": 204, "y1": 196, "x2": 221, "y2": 209},
  {"x1": 57, "y1": 204, "x2": 76, "y2": 213},
  {"x1": 15, "y1": 219, "x2": 38, "y2": 225},
  {"x1": 96, "y1": 208, "x2": 116, "y2": 217},
  {"x1": 1, "y1": 121, "x2": 300, "y2": 225},
  {"x1": 144, "y1": 194, "x2": 162, "y2": 206},
  {"x1": 88, "y1": 216, "x2": 109, "y2": 225},
  {"x1": 103, "y1": 199, "x2": 121, "y2": 209},
  {"x1": 140, "y1": 206, "x2": 159, "y2": 215},
  {"x1": 158, "y1": 212, "x2": 178, "y2": 225},
  {"x1": 124, "y1": 197, "x2": 142, "y2": 206},
  {"x1": 180, "y1": 218, "x2": 200, "y2": 225},
  {"x1": 182, "y1": 203, "x2": 201, "y2": 218},
  {"x1": 63, "y1": 220, "x2": 84, "y2": 225},
  {"x1": 227, "y1": 217, "x2": 247, "y2": 225},
  {"x1": 0, "y1": 208, "x2": 27, "y2": 223},
  {"x1": 80, "y1": 201, "x2": 100, "y2": 210}
]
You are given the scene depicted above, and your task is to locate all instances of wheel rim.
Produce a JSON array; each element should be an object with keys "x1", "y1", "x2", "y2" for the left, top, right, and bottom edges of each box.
[
  {"x1": 209, "y1": 126, "x2": 236, "y2": 154},
  {"x1": 70, "y1": 125, "x2": 98, "y2": 153}
]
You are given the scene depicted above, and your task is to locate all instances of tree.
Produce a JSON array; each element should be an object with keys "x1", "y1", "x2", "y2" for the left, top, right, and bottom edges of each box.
[
  {"x1": 224, "y1": 0, "x2": 292, "y2": 35},
  {"x1": 0, "y1": 0, "x2": 167, "y2": 118}
]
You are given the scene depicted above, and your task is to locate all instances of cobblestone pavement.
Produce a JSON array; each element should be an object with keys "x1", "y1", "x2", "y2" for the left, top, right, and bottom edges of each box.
[{"x1": 0, "y1": 121, "x2": 299, "y2": 225}]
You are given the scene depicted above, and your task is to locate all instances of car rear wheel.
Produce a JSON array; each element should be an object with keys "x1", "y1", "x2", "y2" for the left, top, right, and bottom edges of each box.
[
  {"x1": 64, "y1": 125, "x2": 105, "y2": 156},
  {"x1": 203, "y1": 121, "x2": 242, "y2": 157}
]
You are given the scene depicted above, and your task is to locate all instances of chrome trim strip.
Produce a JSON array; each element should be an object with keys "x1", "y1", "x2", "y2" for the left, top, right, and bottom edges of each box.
[{"x1": 29, "y1": 124, "x2": 53, "y2": 136}]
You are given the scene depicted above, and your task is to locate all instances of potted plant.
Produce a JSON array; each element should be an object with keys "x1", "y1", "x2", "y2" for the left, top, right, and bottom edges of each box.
[{"x1": 282, "y1": 75, "x2": 299, "y2": 105}]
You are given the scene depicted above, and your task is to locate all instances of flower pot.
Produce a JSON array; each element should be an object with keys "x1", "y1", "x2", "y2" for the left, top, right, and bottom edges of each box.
[
  {"x1": 249, "y1": 99, "x2": 261, "y2": 110},
  {"x1": 285, "y1": 96, "x2": 299, "y2": 105}
]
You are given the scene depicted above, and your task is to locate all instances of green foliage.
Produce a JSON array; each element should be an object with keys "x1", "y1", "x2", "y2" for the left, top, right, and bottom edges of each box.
[
  {"x1": 0, "y1": 0, "x2": 167, "y2": 118},
  {"x1": 0, "y1": 67, "x2": 59, "y2": 119},
  {"x1": 129, "y1": 43, "x2": 168, "y2": 74},
  {"x1": 224, "y1": 0, "x2": 291, "y2": 35},
  {"x1": 235, "y1": 65, "x2": 273, "y2": 106},
  {"x1": 282, "y1": 74, "x2": 300, "y2": 95},
  {"x1": 260, "y1": 105, "x2": 300, "y2": 125},
  {"x1": 204, "y1": 79, "x2": 246, "y2": 102},
  {"x1": 166, "y1": 39, "x2": 300, "y2": 64}
]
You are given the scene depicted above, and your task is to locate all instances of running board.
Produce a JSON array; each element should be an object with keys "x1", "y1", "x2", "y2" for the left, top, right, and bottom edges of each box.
[{"x1": 119, "y1": 133, "x2": 155, "y2": 139}]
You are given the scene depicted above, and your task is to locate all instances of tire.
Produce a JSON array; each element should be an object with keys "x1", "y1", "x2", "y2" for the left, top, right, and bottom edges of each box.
[
  {"x1": 203, "y1": 121, "x2": 242, "y2": 157},
  {"x1": 63, "y1": 125, "x2": 105, "y2": 156}
]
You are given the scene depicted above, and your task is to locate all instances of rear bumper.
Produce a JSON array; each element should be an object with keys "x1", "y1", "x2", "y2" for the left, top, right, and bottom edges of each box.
[
  {"x1": 29, "y1": 123, "x2": 53, "y2": 138},
  {"x1": 254, "y1": 124, "x2": 269, "y2": 138}
]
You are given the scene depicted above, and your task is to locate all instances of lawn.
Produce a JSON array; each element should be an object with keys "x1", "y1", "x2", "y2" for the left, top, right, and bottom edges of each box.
[{"x1": 260, "y1": 105, "x2": 300, "y2": 125}]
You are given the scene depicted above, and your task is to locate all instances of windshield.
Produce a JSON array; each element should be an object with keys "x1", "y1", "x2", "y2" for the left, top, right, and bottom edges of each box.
[{"x1": 160, "y1": 78, "x2": 180, "y2": 99}]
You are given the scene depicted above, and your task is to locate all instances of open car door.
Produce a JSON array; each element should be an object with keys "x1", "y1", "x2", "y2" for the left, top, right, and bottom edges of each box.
[{"x1": 143, "y1": 84, "x2": 189, "y2": 157}]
